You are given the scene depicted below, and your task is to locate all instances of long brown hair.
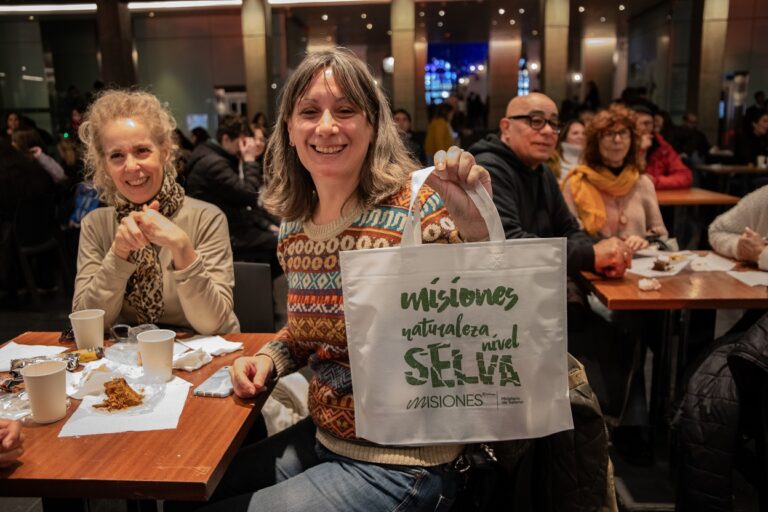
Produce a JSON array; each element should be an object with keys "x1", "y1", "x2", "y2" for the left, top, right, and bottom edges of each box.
[
  {"x1": 582, "y1": 104, "x2": 643, "y2": 171},
  {"x1": 262, "y1": 48, "x2": 418, "y2": 221}
]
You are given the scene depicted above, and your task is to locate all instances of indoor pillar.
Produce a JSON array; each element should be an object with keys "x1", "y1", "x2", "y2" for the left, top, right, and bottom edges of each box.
[
  {"x1": 242, "y1": 0, "x2": 270, "y2": 121},
  {"x1": 96, "y1": 0, "x2": 136, "y2": 86},
  {"x1": 543, "y1": 0, "x2": 569, "y2": 105},
  {"x1": 697, "y1": 0, "x2": 728, "y2": 143},
  {"x1": 391, "y1": 0, "x2": 416, "y2": 123},
  {"x1": 487, "y1": 27, "x2": 521, "y2": 126}
]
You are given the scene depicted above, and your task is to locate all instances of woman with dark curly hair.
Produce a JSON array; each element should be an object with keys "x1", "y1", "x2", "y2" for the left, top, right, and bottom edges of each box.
[{"x1": 562, "y1": 104, "x2": 667, "y2": 252}]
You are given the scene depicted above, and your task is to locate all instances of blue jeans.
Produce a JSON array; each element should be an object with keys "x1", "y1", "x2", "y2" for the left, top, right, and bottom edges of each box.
[{"x1": 189, "y1": 418, "x2": 462, "y2": 512}]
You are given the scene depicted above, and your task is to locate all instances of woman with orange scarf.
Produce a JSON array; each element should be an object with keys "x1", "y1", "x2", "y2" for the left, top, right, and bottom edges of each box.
[{"x1": 562, "y1": 104, "x2": 667, "y2": 252}]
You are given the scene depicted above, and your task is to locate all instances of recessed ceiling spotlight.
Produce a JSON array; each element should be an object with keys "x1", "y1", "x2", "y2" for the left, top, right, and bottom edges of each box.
[
  {"x1": 419, "y1": 22, "x2": 425, "y2": 27},
  {"x1": 438, "y1": 9, "x2": 445, "y2": 16},
  {"x1": 492, "y1": 20, "x2": 497, "y2": 25},
  {"x1": 419, "y1": 11, "x2": 425, "y2": 17},
  {"x1": 366, "y1": 23, "x2": 373, "y2": 30},
  {"x1": 321, "y1": 14, "x2": 328, "y2": 21},
  {"x1": 509, "y1": 19, "x2": 516, "y2": 25},
  {"x1": 578, "y1": 6, "x2": 585, "y2": 12},
  {"x1": 361, "y1": 13, "x2": 367, "y2": 19},
  {"x1": 387, "y1": 29, "x2": 392, "y2": 35},
  {"x1": 271, "y1": 83, "x2": 277, "y2": 90},
  {"x1": 28, "y1": 15, "x2": 34, "y2": 20},
  {"x1": 437, "y1": 21, "x2": 444, "y2": 27},
  {"x1": 600, "y1": 16, "x2": 606, "y2": 22},
  {"x1": 148, "y1": 11, "x2": 155, "y2": 17},
  {"x1": 532, "y1": 29, "x2": 538, "y2": 36},
  {"x1": 619, "y1": 4, "x2": 626, "y2": 11},
  {"x1": 518, "y1": 8, "x2": 525, "y2": 14},
  {"x1": 477, "y1": 64, "x2": 485, "y2": 71},
  {"x1": 498, "y1": 8, "x2": 505, "y2": 15}
]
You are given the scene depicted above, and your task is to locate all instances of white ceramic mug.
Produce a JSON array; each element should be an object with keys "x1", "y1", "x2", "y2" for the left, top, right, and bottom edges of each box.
[
  {"x1": 68, "y1": 309, "x2": 105, "y2": 349},
  {"x1": 21, "y1": 360, "x2": 68, "y2": 423},
  {"x1": 137, "y1": 329, "x2": 175, "y2": 383}
]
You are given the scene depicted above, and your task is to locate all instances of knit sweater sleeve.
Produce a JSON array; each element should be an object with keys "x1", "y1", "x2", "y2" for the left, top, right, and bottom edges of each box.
[{"x1": 708, "y1": 186, "x2": 768, "y2": 266}]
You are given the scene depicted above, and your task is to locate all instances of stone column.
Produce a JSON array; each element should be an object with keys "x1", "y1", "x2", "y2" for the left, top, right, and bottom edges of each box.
[
  {"x1": 242, "y1": 0, "x2": 270, "y2": 121},
  {"x1": 543, "y1": 0, "x2": 569, "y2": 105},
  {"x1": 391, "y1": 0, "x2": 416, "y2": 122},
  {"x1": 697, "y1": 0, "x2": 729, "y2": 143},
  {"x1": 487, "y1": 26, "x2": 521, "y2": 127},
  {"x1": 96, "y1": 0, "x2": 136, "y2": 86}
]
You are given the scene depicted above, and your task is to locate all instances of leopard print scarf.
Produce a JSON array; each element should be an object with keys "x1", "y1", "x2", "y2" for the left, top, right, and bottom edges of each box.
[{"x1": 114, "y1": 173, "x2": 185, "y2": 324}]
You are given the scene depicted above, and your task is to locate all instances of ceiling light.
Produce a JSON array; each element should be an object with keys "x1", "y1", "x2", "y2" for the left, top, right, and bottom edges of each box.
[
  {"x1": 387, "y1": 29, "x2": 392, "y2": 35},
  {"x1": 529, "y1": 62, "x2": 539, "y2": 71},
  {"x1": 518, "y1": 8, "x2": 525, "y2": 14},
  {"x1": 419, "y1": 11, "x2": 425, "y2": 17},
  {"x1": 28, "y1": 15, "x2": 34, "y2": 20},
  {"x1": 578, "y1": 6, "x2": 585, "y2": 12},
  {"x1": 438, "y1": 9, "x2": 445, "y2": 16},
  {"x1": 492, "y1": 20, "x2": 497, "y2": 25},
  {"x1": 366, "y1": 23, "x2": 373, "y2": 29},
  {"x1": 0, "y1": 3, "x2": 96, "y2": 14},
  {"x1": 619, "y1": 4, "x2": 626, "y2": 11},
  {"x1": 437, "y1": 21, "x2": 443, "y2": 27},
  {"x1": 128, "y1": 1, "x2": 241, "y2": 10},
  {"x1": 509, "y1": 19, "x2": 516, "y2": 25},
  {"x1": 600, "y1": 16, "x2": 606, "y2": 22},
  {"x1": 477, "y1": 64, "x2": 485, "y2": 71},
  {"x1": 469, "y1": 65, "x2": 476, "y2": 71},
  {"x1": 361, "y1": 13, "x2": 367, "y2": 19},
  {"x1": 498, "y1": 8, "x2": 505, "y2": 15},
  {"x1": 532, "y1": 29, "x2": 538, "y2": 36},
  {"x1": 271, "y1": 83, "x2": 277, "y2": 90},
  {"x1": 321, "y1": 14, "x2": 328, "y2": 20},
  {"x1": 572, "y1": 72, "x2": 583, "y2": 82}
]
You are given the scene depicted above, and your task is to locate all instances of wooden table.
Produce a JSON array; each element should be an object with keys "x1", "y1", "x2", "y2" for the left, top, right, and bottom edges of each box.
[
  {"x1": 0, "y1": 332, "x2": 273, "y2": 502},
  {"x1": 655, "y1": 187, "x2": 739, "y2": 207},
  {"x1": 581, "y1": 260, "x2": 768, "y2": 310},
  {"x1": 696, "y1": 164, "x2": 768, "y2": 193},
  {"x1": 581, "y1": 259, "x2": 768, "y2": 438}
]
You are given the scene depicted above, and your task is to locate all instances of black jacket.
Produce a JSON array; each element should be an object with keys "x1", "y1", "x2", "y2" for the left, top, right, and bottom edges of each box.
[
  {"x1": 676, "y1": 312, "x2": 768, "y2": 511},
  {"x1": 185, "y1": 141, "x2": 275, "y2": 247},
  {"x1": 469, "y1": 134, "x2": 596, "y2": 275}
]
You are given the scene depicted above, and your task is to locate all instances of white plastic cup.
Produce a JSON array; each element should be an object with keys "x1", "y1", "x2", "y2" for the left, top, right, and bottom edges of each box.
[
  {"x1": 757, "y1": 155, "x2": 767, "y2": 169},
  {"x1": 68, "y1": 309, "x2": 105, "y2": 349},
  {"x1": 21, "y1": 360, "x2": 68, "y2": 424},
  {"x1": 137, "y1": 329, "x2": 175, "y2": 383}
]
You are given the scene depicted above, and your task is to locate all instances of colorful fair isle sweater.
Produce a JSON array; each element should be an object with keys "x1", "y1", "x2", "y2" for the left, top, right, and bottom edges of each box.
[{"x1": 258, "y1": 185, "x2": 465, "y2": 466}]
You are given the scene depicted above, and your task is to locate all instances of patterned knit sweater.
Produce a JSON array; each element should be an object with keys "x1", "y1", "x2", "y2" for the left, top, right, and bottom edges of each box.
[{"x1": 258, "y1": 185, "x2": 465, "y2": 466}]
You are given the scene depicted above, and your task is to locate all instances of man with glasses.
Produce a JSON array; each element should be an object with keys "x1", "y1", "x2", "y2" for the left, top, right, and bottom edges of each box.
[{"x1": 469, "y1": 92, "x2": 632, "y2": 278}]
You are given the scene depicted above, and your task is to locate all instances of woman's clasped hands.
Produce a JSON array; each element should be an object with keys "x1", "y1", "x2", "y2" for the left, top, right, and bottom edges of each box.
[{"x1": 111, "y1": 200, "x2": 196, "y2": 269}]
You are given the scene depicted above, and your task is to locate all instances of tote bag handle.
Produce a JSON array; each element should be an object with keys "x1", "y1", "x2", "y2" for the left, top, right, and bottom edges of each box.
[{"x1": 401, "y1": 166, "x2": 506, "y2": 247}]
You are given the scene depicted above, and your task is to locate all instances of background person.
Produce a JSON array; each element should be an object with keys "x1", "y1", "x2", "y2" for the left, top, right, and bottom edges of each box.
[
  {"x1": 0, "y1": 419, "x2": 23, "y2": 468},
  {"x1": 708, "y1": 184, "x2": 768, "y2": 270},
  {"x1": 72, "y1": 90, "x2": 239, "y2": 334},
  {"x1": 549, "y1": 119, "x2": 585, "y2": 182},
  {"x1": 562, "y1": 104, "x2": 668, "y2": 251},
  {"x1": 633, "y1": 104, "x2": 692, "y2": 190},
  {"x1": 424, "y1": 102, "x2": 456, "y2": 164}
]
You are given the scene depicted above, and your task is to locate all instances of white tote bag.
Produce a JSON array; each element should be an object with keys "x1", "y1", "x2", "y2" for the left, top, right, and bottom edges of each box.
[{"x1": 340, "y1": 167, "x2": 573, "y2": 445}]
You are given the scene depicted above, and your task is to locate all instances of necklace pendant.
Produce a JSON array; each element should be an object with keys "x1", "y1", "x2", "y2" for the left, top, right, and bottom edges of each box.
[{"x1": 619, "y1": 214, "x2": 628, "y2": 225}]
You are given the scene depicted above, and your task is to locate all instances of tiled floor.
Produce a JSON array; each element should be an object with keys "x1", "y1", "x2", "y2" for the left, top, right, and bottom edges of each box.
[{"x1": 0, "y1": 288, "x2": 761, "y2": 511}]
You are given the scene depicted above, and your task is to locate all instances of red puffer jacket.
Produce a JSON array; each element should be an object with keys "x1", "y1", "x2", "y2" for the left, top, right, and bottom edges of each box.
[{"x1": 644, "y1": 134, "x2": 693, "y2": 190}]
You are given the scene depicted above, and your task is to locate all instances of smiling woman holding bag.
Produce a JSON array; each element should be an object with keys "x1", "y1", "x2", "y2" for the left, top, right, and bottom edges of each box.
[{"x1": 187, "y1": 48, "x2": 492, "y2": 512}]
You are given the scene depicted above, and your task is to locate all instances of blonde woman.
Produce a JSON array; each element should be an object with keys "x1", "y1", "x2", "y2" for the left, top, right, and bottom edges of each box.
[{"x1": 73, "y1": 90, "x2": 239, "y2": 334}]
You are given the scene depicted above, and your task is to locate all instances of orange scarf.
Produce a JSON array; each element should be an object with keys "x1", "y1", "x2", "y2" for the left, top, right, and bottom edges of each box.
[{"x1": 563, "y1": 164, "x2": 640, "y2": 235}]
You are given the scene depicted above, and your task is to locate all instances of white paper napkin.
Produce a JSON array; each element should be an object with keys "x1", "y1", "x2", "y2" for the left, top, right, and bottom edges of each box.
[
  {"x1": 173, "y1": 348, "x2": 213, "y2": 371},
  {"x1": 0, "y1": 342, "x2": 68, "y2": 372},
  {"x1": 59, "y1": 376, "x2": 192, "y2": 437},
  {"x1": 689, "y1": 253, "x2": 737, "y2": 272},
  {"x1": 180, "y1": 336, "x2": 243, "y2": 356},
  {"x1": 726, "y1": 270, "x2": 768, "y2": 287}
]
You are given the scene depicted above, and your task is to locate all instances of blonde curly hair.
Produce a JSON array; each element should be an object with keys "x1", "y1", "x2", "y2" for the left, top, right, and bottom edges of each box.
[{"x1": 79, "y1": 90, "x2": 178, "y2": 204}]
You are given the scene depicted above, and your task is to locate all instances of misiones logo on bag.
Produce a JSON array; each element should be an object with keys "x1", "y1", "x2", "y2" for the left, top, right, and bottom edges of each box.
[{"x1": 399, "y1": 276, "x2": 523, "y2": 409}]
